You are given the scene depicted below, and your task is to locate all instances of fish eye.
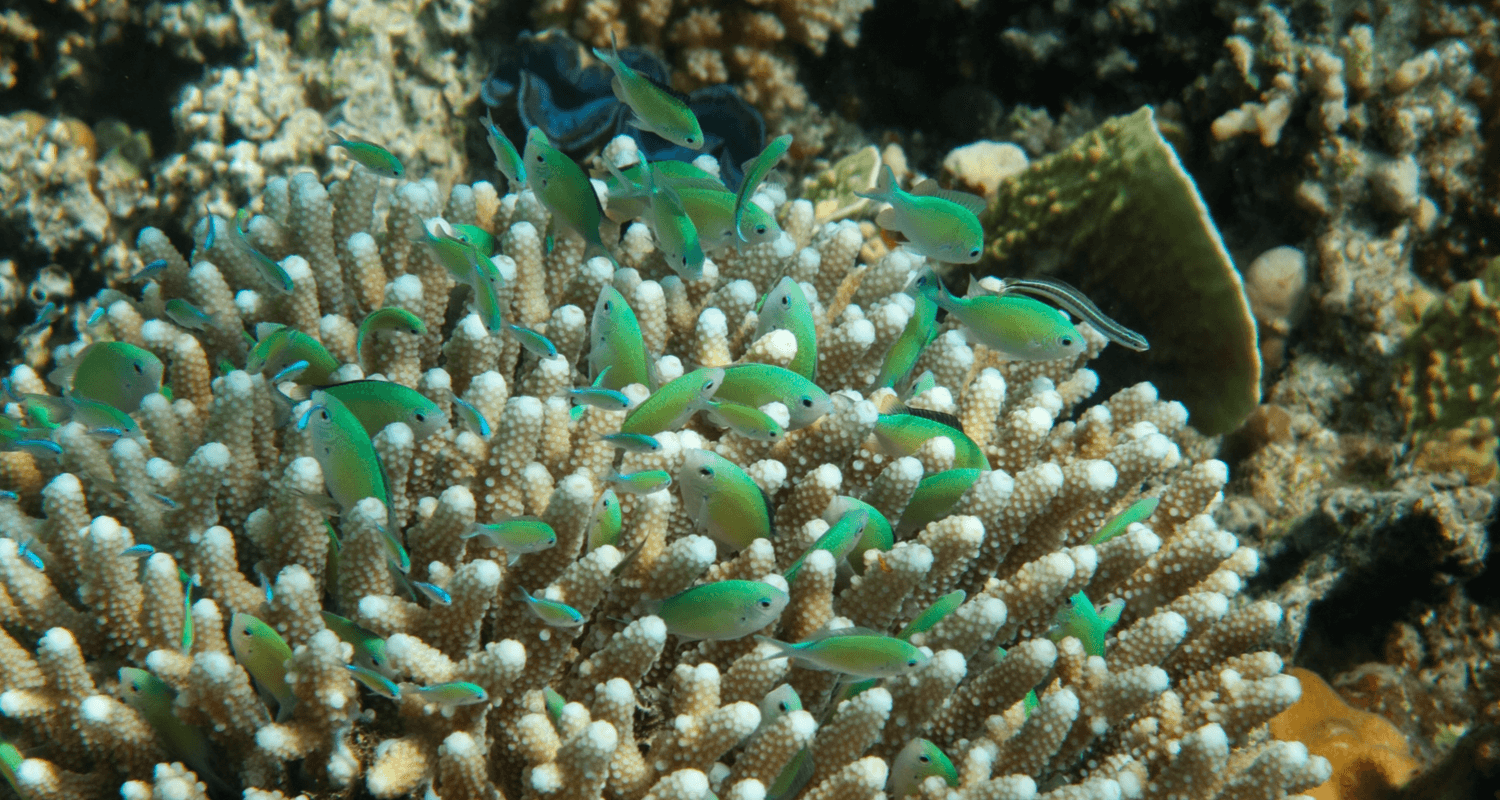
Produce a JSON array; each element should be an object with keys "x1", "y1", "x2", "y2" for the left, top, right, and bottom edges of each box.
[
  {"x1": 778, "y1": 701, "x2": 789, "y2": 711},
  {"x1": 1060, "y1": 336, "x2": 1074, "y2": 347},
  {"x1": 686, "y1": 136, "x2": 696, "y2": 144},
  {"x1": 534, "y1": 154, "x2": 544, "y2": 163},
  {"x1": 756, "y1": 225, "x2": 767, "y2": 234},
  {"x1": 242, "y1": 628, "x2": 252, "y2": 636},
  {"x1": 969, "y1": 248, "x2": 981, "y2": 257},
  {"x1": 698, "y1": 467, "x2": 713, "y2": 477},
  {"x1": 602, "y1": 499, "x2": 611, "y2": 508},
  {"x1": 320, "y1": 410, "x2": 330, "y2": 420},
  {"x1": 758, "y1": 598, "x2": 772, "y2": 608},
  {"x1": 548, "y1": 536, "x2": 557, "y2": 544},
  {"x1": 907, "y1": 658, "x2": 918, "y2": 666},
  {"x1": 801, "y1": 397, "x2": 814, "y2": 408},
  {"x1": 780, "y1": 296, "x2": 790, "y2": 306},
  {"x1": 414, "y1": 413, "x2": 427, "y2": 422},
  {"x1": 603, "y1": 301, "x2": 613, "y2": 311},
  {"x1": 919, "y1": 755, "x2": 931, "y2": 763},
  {"x1": 133, "y1": 362, "x2": 144, "y2": 374}
]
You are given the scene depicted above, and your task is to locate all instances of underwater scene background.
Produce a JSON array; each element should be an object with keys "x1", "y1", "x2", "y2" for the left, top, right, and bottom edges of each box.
[{"x1": 0, "y1": 0, "x2": 1496, "y2": 798}]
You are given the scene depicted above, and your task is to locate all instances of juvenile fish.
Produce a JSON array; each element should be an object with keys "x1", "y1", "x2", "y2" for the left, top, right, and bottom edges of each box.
[
  {"x1": 480, "y1": 111, "x2": 526, "y2": 189},
  {"x1": 599, "y1": 432, "x2": 661, "y2": 452},
  {"x1": 586, "y1": 489, "x2": 622, "y2": 551},
  {"x1": 130, "y1": 259, "x2": 169, "y2": 283},
  {"x1": 516, "y1": 588, "x2": 585, "y2": 627},
  {"x1": 232, "y1": 209, "x2": 295, "y2": 294},
  {"x1": 606, "y1": 469, "x2": 672, "y2": 495},
  {"x1": 589, "y1": 287, "x2": 652, "y2": 390},
  {"x1": 346, "y1": 663, "x2": 401, "y2": 700},
  {"x1": 715, "y1": 363, "x2": 830, "y2": 430},
  {"x1": 329, "y1": 132, "x2": 405, "y2": 179},
  {"x1": 410, "y1": 681, "x2": 489, "y2": 709},
  {"x1": 452, "y1": 397, "x2": 492, "y2": 437},
  {"x1": 570, "y1": 386, "x2": 631, "y2": 411},
  {"x1": 646, "y1": 580, "x2": 789, "y2": 641},
  {"x1": 464, "y1": 518, "x2": 557, "y2": 562},
  {"x1": 784, "y1": 508, "x2": 870, "y2": 583},
  {"x1": 357, "y1": 307, "x2": 427, "y2": 363},
  {"x1": 677, "y1": 449, "x2": 774, "y2": 551},
  {"x1": 1047, "y1": 591, "x2": 1124, "y2": 657},
  {"x1": 592, "y1": 34, "x2": 704, "y2": 149},
  {"x1": 1088, "y1": 496, "x2": 1159, "y2": 545},
  {"x1": 230, "y1": 612, "x2": 297, "y2": 721},
  {"x1": 997, "y1": 276, "x2": 1149, "y2": 352},
  {"x1": 857, "y1": 165, "x2": 985, "y2": 264},
  {"x1": 247, "y1": 325, "x2": 339, "y2": 385},
  {"x1": 889, "y1": 738, "x2": 959, "y2": 799},
  {"x1": 321, "y1": 610, "x2": 392, "y2": 676},
  {"x1": 164, "y1": 298, "x2": 213, "y2": 331},
  {"x1": 755, "y1": 278, "x2": 817, "y2": 382},
  {"x1": 20, "y1": 302, "x2": 62, "y2": 336},
  {"x1": 756, "y1": 631, "x2": 929, "y2": 679},
  {"x1": 508, "y1": 324, "x2": 557, "y2": 358},
  {"x1": 619, "y1": 367, "x2": 724, "y2": 435},
  {"x1": 317, "y1": 380, "x2": 446, "y2": 441},
  {"x1": 823, "y1": 496, "x2": 893, "y2": 573},
  {"x1": 910, "y1": 268, "x2": 1084, "y2": 362},
  {"x1": 118, "y1": 668, "x2": 229, "y2": 791},
  {"x1": 735, "y1": 133, "x2": 792, "y2": 242}
]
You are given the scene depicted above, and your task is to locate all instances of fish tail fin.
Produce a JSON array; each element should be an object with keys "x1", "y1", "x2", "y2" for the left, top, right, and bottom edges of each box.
[
  {"x1": 755, "y1": 635, "x2": 797, "y2": 660},
  {"x1": 275, "y1": 696, "x2": 297, "y2": 723},
  {"x1": 584, "y1": 241, "x2": 619, "y2": 270},
  {"x1": 856, "y1": 164, "x2": 897, "y2": 203}
]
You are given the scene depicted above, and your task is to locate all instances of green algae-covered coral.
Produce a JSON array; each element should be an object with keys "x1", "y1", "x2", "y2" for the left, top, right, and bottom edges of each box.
[
  {"x1": 980, "y1": 107, "x2": 1261, "y2": 437},
  {"x1": 1396, "y1": 257, "x2": 1500, "y2": 484}
]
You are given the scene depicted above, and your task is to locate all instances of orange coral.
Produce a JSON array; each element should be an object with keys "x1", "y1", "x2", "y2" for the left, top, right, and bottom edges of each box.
[{"x1": 1269, "y1": 667, "x2": 1421, "y2": 800}]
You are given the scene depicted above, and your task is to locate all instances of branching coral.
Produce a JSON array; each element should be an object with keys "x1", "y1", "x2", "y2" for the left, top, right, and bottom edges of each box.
[{"x1": 0, "y1": 121, "x2": 1316, "y2": 800}]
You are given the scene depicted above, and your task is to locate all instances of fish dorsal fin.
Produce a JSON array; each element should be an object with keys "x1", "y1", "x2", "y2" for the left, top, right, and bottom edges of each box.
[
  {"x1": 912, "y1": 179, "x2": 987, "y2": 215},
  {"x1": 900, "y1": 406, "x2": 965, "y2": 433},
  {"x1": 801, "y1": 626, "x2": 884, "y2": 642}
]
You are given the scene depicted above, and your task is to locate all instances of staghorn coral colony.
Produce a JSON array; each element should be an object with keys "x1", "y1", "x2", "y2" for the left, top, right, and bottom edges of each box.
[{"x1": 0, "y1": 90, "x2": 1330, "y2": 799}]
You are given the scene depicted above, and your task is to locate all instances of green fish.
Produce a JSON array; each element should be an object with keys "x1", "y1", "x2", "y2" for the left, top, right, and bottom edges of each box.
[
  {"x1": 20, "y1": 301, "x2": 62, "y2": 336},
  {"x1": 758, "y1": 683, "x2": 802, "y2": 729},
  {"x1": 543, "y1": 686, "x2": 566, "y2": 722},
  {"x1": 650, "y1": 179, "x2": 780, "y2": 252},
  {"x1": 589, "y1": 287, "x2": 652, "y2": 390},
  {"x1": 646, "y1": 580, "x2": 789, "y2": 641},
  {"x1": 875, "y1": 291, "x2": 939, "y2": 390},
  {"x1": 873, "y1": 410, "x2": 989, "y2": 471},
  {"x1": 247, "y1": 325, "x2": 340, "y2": 385},
  {"x1": 516, "y1": 588, "x2": 586, "y2": 627},
  {"x1": 992, "y1": 276, "x2": 1148, "y2": 352},
  {"x1": 178, "y1": 567, "x2": 196, "y2": 651},
  {"x1": 755, "y1": 277, "x2": 817, "y2": 382},
  {"x1": 766, "y1": 747, "x2": 816, "y2": 800},
  {"x1": 896, "y1": 590, "x2": 966, "y2": 641},
  {"x1": 619, "y1": 366, "x2": 723, "y2": 435},
  {"x1": 66, "y1": 396, "x2": 145, "y2": 442},
  {"x1": 606, "y1": 469, "x2": 673, "y2": 495},
  {"x1": 524, "y1": 128, "x2": 614, "y2": 263},
  {"x1": 1047, "y1": 591, "x2": 1124, "y2": 657},
  {"x1": 647, "y1": 182, "x2": 705, "y2": 280},
  {"x1": 233, "y1": 209, "x2": 295, "y2": 293},
  {"x1": 451, "y1": 224, "x2": 496, "y2": 257},
  {"x1": 118, "y1": 668, "x2": 229, "y2": 791},
  {"x1": 411, "y1": 681, "x2": 489, "y2": 708},
  {"x1": 329, "y1": 132, "x2": 405, "y2": 179},
  {"x1": 346, "y1": 663, "x2": 401, "y2": 700},
  {"x1": 56, "y1": 341, "x2": 164, "y2": 413},
  {"x1": 508, "y1": 324, "x2": 558, "y2": 358},
  {"x1": 889, "y1": 738, "x2": 959, "y2": 798},
  {"x1": 321, "y1": 610, "x2": 392, "y2": 676},
  {"x1": 229, "y1": 612, "x2": 297, "y2": 721},
  {"x1": 586, "y1": 489, "x2": 622, "y2": 552},
  {"x1": 570, "y1": 386, "x2": 631, "y2": 411},
  {"x1": 599, "y1": 432, "x2": 661, "y2": 452},
  {"x1": 909, "y1": 268, "x2": 1085, "y2": 362},
  {"x1": 714, "y1": 365, "x2": 831, "y2": 431},
  {"x1": 1088, "y1": 496, "x2": 1160, "y2": 545},
  {"x1": 318, "y1": 380, "x2": 446, "y2": 441},
  {"x1": 164, "y1": 298, "x2": 213, "y2": 331},
  {"x1": 1, "y1": 738, "x2": 20, "y2": 795},
  {"x1": 735, "y1": 133, "x2": 792, "y2": 242},
  {"x1": 592, "y1": 35, "x2": 704, "y2": 149},
  {"x1": 453, "y1": 397, "x2": 492, "y2": 437},
  {"x1": 463, "y1": 518, "x2": 557, "y2": 563},
  {"x1": 784, "y1": 508, "x2": 871, "y2": 583},
  {"x1": 823, "y1": 496, "x2": 893, "y2": 573},
  {"x1": 356, "y1": 307, "x2": 427, "y2": 363},
  {"x1": 480, "y1": 111, "x2": 526, "y2": 189},
  {"x1": 421, "y1": 228, "x2": 506, "y2": 332},
  {"x1": 703, "y1": 399, "x2": 784, "y2": 442},
  {"x1": 856, "y1": 165, "x2": 985, "y2": 264},
  {"x1": 896, "y1": 468, "x2": 984, "y2": 534},
  {"x1": 756, "y1": 631, "x2": 928, "y2": 679},
  {"x1": 677, "y1": 449, "x2": 774, "y2": 551},
  {"x1": 298, "y1": 390, "x2": 406, "y2": 572}
]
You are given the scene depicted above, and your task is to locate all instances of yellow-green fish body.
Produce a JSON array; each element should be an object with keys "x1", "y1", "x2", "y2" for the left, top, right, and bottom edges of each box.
[
  {"x1": 524, "y1": 128, "x2": 613, "y2": 260},
  {"x1": 321, "y1": 610, "x2": 392, "y2": 676},
  {"x1": 823, "y1": 496, "x2": 893, "y2": 573},
  {"x1": 677, "y1": 448, "x2": 774, "y2": 551},
  {"x1": 346, "y1": 664, "x2": 401, "y2": 699},
  {"x1": 58, "y1": 341, "x2": 164, "y2": 413},
  {"x1": 248, "y1": 326, "x2": 339, "y2": 385},
  {"x1": 874, "y1": 412, "x2": 989, "y2": 471},
  {"x1": 647, "y1": 580, "x2": 789, "y2": 641},
  {"x1": 896, "y1": 590, "x2": 966, "y2": 640},
  {"x1": 647, "y1": 183, "x2": 705, "y2": 280},
  {"x1": 589, "y1": 287, "x2": 652, "y2": 390},
  {"x1": 464, "y1": 518, "x2": 557, "y2": 562},
  {"x1": 896, "y1": 468, "x2": 984, "y2": 533},
  {"x1": 586, "y1": 489, "x2": 622, "y2": 551},
  {"x1": 298, "y1": 390, "x2": 406, "y2": 571},
  {"x1": 480, "y1": 111, "x2": 526, "y2": 189},
  {"x1": 703, "y1": 399, "x2": 784, "y2": 442},
  {"x1": 411, "y1": 681, "x2": 489, "y2": 708},
  {"x1": 118, "y1": 668, "x2": 227, "y2": 790},
  {"x1": 1088, "y1": 496, "x2": 1159, "y2": 545},
  {"x1": 357, "y1": 308, "x2": 427, "y2": 363},
  {"x1": 756, "y1": 277, "x2": 817, "y2": 382},
  {"x1": 890, "y1": 738, "x2": 959, "y2": 798},
  {"x1": 592, "y1": 37, "x2": 704, "y2": 149},
  {"x1": 910, "y1": 268, "x2": 1085, "y2": 362},
  {"x1": 875, "y1": 291, "x2": 939, "y2": 390},
  {"x1": 606, "y1": 469, "x2": 673, "y2": 495},
  {"x1": 1047, "y1": 591, "x2": 1124, "y2": 657},
  {"x1": 516, "y1": 589, "x2": 585, "y2": 627},
  {"x1": 784, "y1": 508, "x2": 871, "y2": 583},
  {"x1": 233, "y1": 209, "x2": 295, "y2": 293},
  {"x1": 714, "y1": 363, "x2": 830, "y2": 430},
  {"x1": 756, "y1": 632, "x2": 928, "y2": 679},
  {"x1": 735, "y1": 134, "x2": 792, "y2": 242},
  {"x1": 229, "y1": 612, "x2": 297, "y2": 721},
  {"x1": 619, "y1": 367, "x2": 724, "y2": 435},
  {"x1": 857, "y1": 165, "x2": 985, "y2": 264},
  {"x1": 318, "y1": 380, "x2": 446, "y2": 441},
  {"x1": 330, "y1": 133, "x2": 404, "y2": 178}
]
